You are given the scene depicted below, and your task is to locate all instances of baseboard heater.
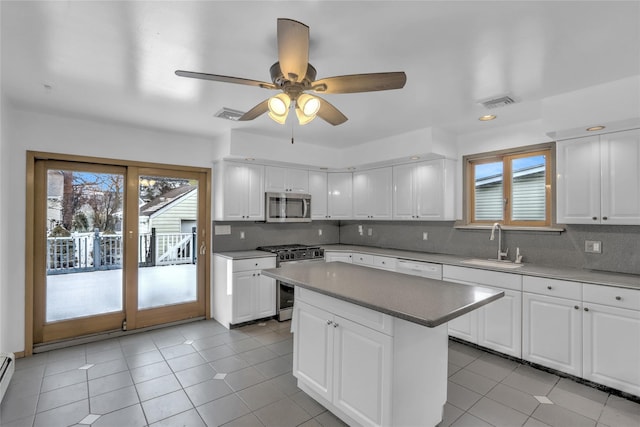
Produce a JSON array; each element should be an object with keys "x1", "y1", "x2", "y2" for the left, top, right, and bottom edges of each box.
[{"x1": 0, "y1": 352, "x2": 15, "y2": 403}]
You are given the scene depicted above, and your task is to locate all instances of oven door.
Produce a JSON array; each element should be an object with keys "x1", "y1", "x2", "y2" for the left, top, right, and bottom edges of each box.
[{"x1": 276, "y1": 258, "x2": 324, "y2": 321}]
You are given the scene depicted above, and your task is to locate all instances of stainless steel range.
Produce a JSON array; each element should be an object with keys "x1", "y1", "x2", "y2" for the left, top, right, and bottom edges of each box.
[{"x1": 256, "y1": 244, "x2": 325, "y2": 321}]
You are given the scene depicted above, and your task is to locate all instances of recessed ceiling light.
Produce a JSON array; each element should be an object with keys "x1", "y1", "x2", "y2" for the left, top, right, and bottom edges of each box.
[
  {"x1": 410, "y1": 156, "x2": 420, "y2": 160},
  {"x1": 479, "y1": 114, "x2": 497, "y2": 121},
  {"x1": 586, "y1": 125, "x2": 606, "y2": 132}
]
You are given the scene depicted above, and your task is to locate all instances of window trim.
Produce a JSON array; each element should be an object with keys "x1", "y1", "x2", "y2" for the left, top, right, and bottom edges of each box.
[{"x1": 463, "y1": 142, "x2": 556, "y2": 228}]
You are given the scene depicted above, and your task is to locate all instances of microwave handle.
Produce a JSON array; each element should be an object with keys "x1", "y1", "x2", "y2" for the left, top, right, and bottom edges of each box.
[{"x1": 303, "y1": 198, "x2": 309, "y2": 218}]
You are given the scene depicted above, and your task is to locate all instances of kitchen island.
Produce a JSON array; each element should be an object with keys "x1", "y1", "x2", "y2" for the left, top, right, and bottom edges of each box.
[{"x1": 262, "y1": 262, "x2": 503, "y2": 427}]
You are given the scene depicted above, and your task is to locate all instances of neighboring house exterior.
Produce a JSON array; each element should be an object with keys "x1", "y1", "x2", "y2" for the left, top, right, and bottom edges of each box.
[{"x1": 139, "y1": 185, "x2": 198, "y2": 234}]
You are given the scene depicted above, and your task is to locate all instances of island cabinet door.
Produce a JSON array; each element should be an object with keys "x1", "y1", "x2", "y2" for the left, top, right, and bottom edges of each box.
[
  {"x1": 232, "y1": 271, "x2": 257, "y2": 324},
  {"x1": 293, "y1": 301, "x2": 334, "y2": 401},
  {"x1": 332, "y1": 316, "x2": 393, "y2": 427}
]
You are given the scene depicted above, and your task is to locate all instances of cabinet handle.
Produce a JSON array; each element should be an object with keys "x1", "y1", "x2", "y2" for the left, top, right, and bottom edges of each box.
[
  {"x1": 547, "y1": 286, "x2": 552, "y2": 290},
  {"x1": 615, "y1": 296, "x2": 622, "y2": 301},
  {"x1": 326, "y1": 320, "x2": 333, "y2": 326},
  {"x1": 574, "y1": 305, "x2": 580, "y2": 310},
  {"x1": 257, "y1": 273, "x2": 260, "y2": 276},
  {"x1": 602, "y1": 216, "x2": 608, "y2": 220},
  {"x1": 584, "y1": 307, "x2": 589, "y2": 312},
  {"x1": 592, "y1": 216, "x2": 598, "y2": 221},
  {"x1": 252, "y1": 273, "x2": 256, "y2": 277},
  {"x1": 333, "y1": 323, "x2": 339, "y2": 328}
]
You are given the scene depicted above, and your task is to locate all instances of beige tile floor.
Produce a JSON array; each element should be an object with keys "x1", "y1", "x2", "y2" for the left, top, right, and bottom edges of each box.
[{"x1": 1, "y1": 318, "x2": 639, "y2": 427}]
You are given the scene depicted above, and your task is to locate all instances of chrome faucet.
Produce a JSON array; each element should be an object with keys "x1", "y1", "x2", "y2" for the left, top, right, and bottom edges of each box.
[{"x1": 490, "y1": 223, "x2": 509, "y2": 261}]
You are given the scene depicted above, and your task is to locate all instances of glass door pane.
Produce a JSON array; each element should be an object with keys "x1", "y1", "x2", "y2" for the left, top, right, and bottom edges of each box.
[
  {"x1": 137, "y1": 174, "x2": 199, "y2": 310},
  {"x1": 35, "y1": 161, "x2": 127, "y2": 344},
  {"x1": 46, "y1": 168, "x2": 125, "y2": 320}
]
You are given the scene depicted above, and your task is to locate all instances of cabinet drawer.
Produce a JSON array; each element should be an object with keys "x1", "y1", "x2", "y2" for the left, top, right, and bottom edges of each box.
[
  {"x1": 296, "y1": 287, "x2": 394, "y2": 335},
  {"x1": 372, "y1": 256, "x2": 396, "y2": 270},
  {"x1": 233, "y1": 257, "x2": 276, "y2": 272},
  {"x1": 443, "y1": 265, "x2": 522, "y2": 291},
  {"x1": 352, "y1": 253, "x2": 374, "y2": 265},
  {"x1": 583, "y1": 284, "x2": 640, "y2": 311},
  {"x1": 523, "y1": 276, "x2": 582, "y2": 300}
]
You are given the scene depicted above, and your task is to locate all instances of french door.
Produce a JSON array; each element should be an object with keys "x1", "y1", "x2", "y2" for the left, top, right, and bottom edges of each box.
[{"x1": 31, "y1": 156, "x2": 209, "y2": 345}]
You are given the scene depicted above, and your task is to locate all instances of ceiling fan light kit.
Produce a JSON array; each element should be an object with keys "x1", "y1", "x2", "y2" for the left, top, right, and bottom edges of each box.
[{"x1": 175, "y1": 18, "x2": 407, "y2": 128}]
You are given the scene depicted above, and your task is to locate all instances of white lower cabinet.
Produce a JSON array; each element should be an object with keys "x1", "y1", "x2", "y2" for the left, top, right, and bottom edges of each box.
[
  {"x1": 522, "y1": 293, "x2": 582, "y2": 376},
  {"x1": 212, "y1": 255, "x2": 276, "y2": 328},
  {"x1": 294, "y1": 301, "x2": 392, "y2": 427},
  {"x1": 582, "y1": 284, "x2": 640, "y2": 396},
  {"x1": 443, "y1": 266, "x2": 522, "y2": 358},
  {"x1": 294, "y1": 288, "x2": 448, "y2": 427}
]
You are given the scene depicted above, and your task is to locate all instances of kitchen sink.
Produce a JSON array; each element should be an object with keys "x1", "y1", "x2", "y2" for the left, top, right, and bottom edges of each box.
[{"x1": 461, "y1": 259, "x2": 524, "y2": 269}]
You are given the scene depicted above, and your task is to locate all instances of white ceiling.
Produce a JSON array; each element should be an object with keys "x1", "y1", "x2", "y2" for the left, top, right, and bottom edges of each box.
[{"x1": 2, "y1": 1, "x2": 638, "y2": 148}]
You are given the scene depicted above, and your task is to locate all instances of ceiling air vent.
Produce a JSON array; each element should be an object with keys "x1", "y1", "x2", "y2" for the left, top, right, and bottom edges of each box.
[
  {"x1": 214, "y1": 107, "x2": 245, "y2": 121},
  {"x1": 479, "y1": 95, "x2": 516, "y2": 109}
]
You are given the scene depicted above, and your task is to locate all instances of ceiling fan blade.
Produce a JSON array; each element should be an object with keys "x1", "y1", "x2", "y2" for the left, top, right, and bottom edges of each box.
[
  {"x1": 238, "y1": 99, "x2": 270, "y2": 121},
  {"x1": 312, "y1": 72, "x2": 407, "y2": 94},
  {"x1": 316, "y1": 96, "x2": 348, "y2": 126},
  {"x1": 175, "y1": 70, "x2": 277, "y2": 89},
  {"x1": 277, "y1": 18, "x2": 309, "y2": 83}
]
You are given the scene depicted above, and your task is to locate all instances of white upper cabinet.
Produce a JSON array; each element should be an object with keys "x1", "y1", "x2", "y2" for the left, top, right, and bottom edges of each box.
[
  {"x1": 393, "y1": 159, "x2": 456, "y2": 220},
  {"x1": 557, "y1": 129, "x2": 640, "y2": 225},
  {"x1": 215, "y1": 161, "x2": 265, "y2": 221},
  {"x1": 353, "y1": 167, "x2": 393, "y2": 220},
  {"x1": 309, "y1": 170, "x2": 329, "y2": 219},
  {"x1": 327, "y1": 172, "x2": 353, "y2": 219},
  {"x1": 265, "y1": 166, "x2": 309, "y2": 194}
]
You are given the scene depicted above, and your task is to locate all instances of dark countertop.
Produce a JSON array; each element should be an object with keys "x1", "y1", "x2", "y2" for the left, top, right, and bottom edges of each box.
[
  {"x1": 213, "y1": 250, "x2": 277, "y2": 260},
  {"x1": 262, "y1": 262, "x2": 504, "y2": 328},
  {"x1": 321, "y1": 244, "x2": 640, "y2": 290}
]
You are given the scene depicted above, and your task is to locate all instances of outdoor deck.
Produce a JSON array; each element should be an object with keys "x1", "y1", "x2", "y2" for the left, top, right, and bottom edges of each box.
[{"x1": 46, "y1": 264, "x2": 196, "y2": 322}]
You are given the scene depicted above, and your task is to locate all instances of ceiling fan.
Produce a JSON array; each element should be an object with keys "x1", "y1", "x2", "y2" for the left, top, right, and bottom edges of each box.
[{"x1": 175, "y1": 18, "x2": 407, "y2": 126}]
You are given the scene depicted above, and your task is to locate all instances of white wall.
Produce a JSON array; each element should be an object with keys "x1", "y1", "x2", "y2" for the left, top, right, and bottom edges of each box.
[{"x1": 2, "y1": 105, "x2": 217, "y2": 354}]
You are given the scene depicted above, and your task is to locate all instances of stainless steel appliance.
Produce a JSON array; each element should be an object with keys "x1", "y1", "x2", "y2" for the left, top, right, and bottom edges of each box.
[
  {"x1": 265, "y1": 192, "x2": 311, "y2": 223},
  {"x1": 256, "y1": 244, "x2": 324, "y2": 321}
]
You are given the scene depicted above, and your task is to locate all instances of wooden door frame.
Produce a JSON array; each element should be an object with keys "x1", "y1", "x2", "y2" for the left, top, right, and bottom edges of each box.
[{"x1": 25, "y1": 151, "x2": 211, "y2": 355}]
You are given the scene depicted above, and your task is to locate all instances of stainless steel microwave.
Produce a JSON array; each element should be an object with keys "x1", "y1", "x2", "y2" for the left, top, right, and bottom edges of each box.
[{"x1": 265, "y1": 192, "x2": 311, "y2": 223}]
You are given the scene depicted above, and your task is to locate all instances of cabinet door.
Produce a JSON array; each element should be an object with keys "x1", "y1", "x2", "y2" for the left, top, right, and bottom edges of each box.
[
  {"x1": 556, "y1": 136, "x2": 601, "y2": 224},
  {"x1": 293, "y1": 301, "x2": 334, "y2": 401},
  {"x1": 265, "y1": 166, "x2": 309, "y2": 193},
  {"x1": 245, "y1": 163, "x2": 265, "y2": 220},
  {"x1": 333, "y1": 316, "x2": 392, "y2": 427},
  {"x1": 325, "y1": 252, "x2": 353, "y2": 263},
  {"x1": 478, "y1": 289, "x2": 522, "y2": 358},
  {"x1": 522, "y1": 293, "x2": 582, "y2": 376},
  {"x1": 392, "y1": 163, "x2": 415, "y2": 219},
  {"x1": 309, "y1": 171, "x2": 328, "y2": 219},
  {"x1": 448, "y1": 311, "x2": 477, "y2": 343},
  {"x1": 352, "y1": 171, "x2": 370, "y2": 219},
  {"x1": 232, "y1": 271, "x2": 256, "y2": 324},
  {"x1": 367, "y1": 167, "x2": 393, "y2": 219},
  {"x1": 414, "y1": 160, "x2": 445, "y2": 219},
  {"x1": 327, "y1": 173, "x2": 353, "y2": 219},
  {"x1": 600, "y1": 129, "x2": 640, "y2": 225},
  {"x1": 583, "y1": 303, "x2": 640, "y2": 396},
  {"x1": 223, "y1": 162, "x2": 249, "y2": 220},
  {"x1": 255, "y1": 273, "x2": 276, "y2": 318},
  {"x1": 287, "y1": 168, "x2": 309, "y2": 193}
]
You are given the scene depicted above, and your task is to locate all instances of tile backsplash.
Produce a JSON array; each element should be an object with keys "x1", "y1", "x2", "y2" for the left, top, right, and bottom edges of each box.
[{"x1": 212, "y1": 220, "x2": 640, "y2": 275}]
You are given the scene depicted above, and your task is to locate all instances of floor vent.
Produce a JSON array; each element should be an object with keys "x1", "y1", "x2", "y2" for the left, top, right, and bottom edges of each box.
[
  {"x1": 479, "y1": 95, "x2": 516, "y2": 109},
  {"x1": 0, "y1": 352, "x2": 15, "y2": 403},
  {"x1": 214, "y1": 107, "x2": 245, "y2": 121}
]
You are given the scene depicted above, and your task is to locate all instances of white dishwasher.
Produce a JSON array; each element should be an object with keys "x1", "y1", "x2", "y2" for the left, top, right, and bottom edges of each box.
[{"x1": 396, "y1": 259, "x2": 442, "y2": 280}]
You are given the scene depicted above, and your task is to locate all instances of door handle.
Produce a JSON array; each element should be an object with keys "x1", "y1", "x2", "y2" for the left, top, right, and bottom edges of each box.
[{"x1": 199, "y1": 242, "x2": 206, "y2": 255}]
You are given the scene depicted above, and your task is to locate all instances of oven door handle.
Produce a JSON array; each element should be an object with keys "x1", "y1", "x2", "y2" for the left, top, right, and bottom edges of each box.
[{"x1": 303, "y1": 198, "x2": 309, "y2": 219}]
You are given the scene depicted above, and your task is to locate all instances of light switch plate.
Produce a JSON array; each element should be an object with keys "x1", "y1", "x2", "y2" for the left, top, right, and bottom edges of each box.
[{"x1": 585, "y1": 240, "x2": 602, "y2": 253}]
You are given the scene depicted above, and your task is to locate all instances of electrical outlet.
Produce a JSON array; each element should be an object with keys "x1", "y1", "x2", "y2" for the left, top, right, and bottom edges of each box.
[
  {"x1": 318, "y1": 229, "x2": 323, "y2": 236},
  {"x1": 240, "y1": 231, "x2": 245, "y2": 240},
  {"x1": 422, "y1": 232, "x2": 428, "y2": 241},
  {"x1": 585, "y1": 240, "x2": 602, "y2": 253},
  {"x1": 367, "y1": 228, "x2": 373, "y2": 236}
]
